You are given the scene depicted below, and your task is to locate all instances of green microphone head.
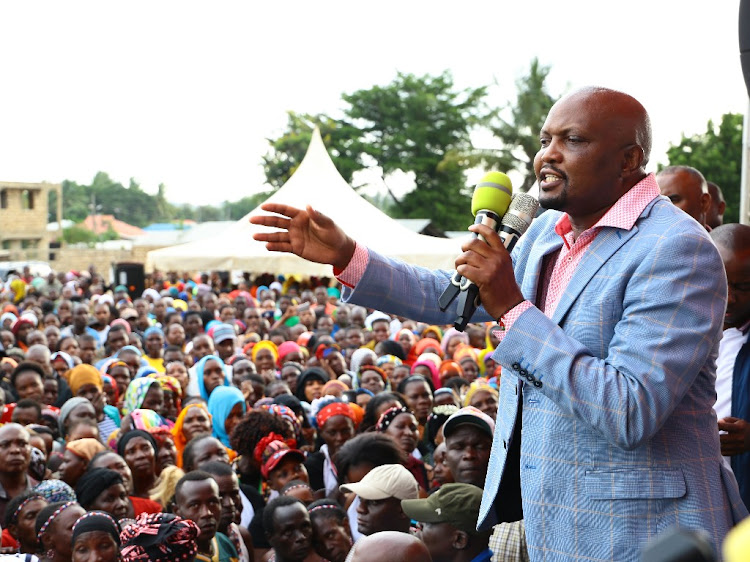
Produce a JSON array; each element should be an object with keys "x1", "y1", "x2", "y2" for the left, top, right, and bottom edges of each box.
[{"x1": 471, "y1": 171, "x2": 513, "y2": 216}]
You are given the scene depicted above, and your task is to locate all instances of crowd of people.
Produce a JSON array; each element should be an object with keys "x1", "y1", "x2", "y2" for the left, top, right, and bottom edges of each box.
[
  {"x1": 0, "y1": 264, "x2": 516, "y2": 562},
  {"x1": 1, "y1": 86, "x2": 750, "y2": 562}
]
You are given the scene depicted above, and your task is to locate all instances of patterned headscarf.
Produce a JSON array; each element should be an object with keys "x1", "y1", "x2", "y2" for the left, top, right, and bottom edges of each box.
[
  {"x1": 120, "y1": 512, "x2": 199, "y2": 562},
  {"x1": 148, "y1": 374, "x2": 182, "y2": 412},
  {"x1": 34, "y1": 480, "x2": 77, "y2": 503},
  {"x1": 122, "y1": 378, "x2": 160, "y2": 416},
  {"x1": 375, "y1": 405, "x2": 412, "y2": 433},
  {"x1": 72, "y1": 511, "x2": 120, "y2": 547}
]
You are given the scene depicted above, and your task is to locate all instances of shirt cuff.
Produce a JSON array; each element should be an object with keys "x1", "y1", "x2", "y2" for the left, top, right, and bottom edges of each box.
[
  {"x1": 334, "y1": 243, "x2": 369, "y2": 289},
  {"x1": 491, "y1": 300, "x2": 534, "y2": 343}
]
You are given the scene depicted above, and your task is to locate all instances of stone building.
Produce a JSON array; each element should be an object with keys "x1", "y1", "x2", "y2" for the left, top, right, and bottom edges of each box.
[{"x1": 0, "y1": 181, "x2": 62, "y2": 261}]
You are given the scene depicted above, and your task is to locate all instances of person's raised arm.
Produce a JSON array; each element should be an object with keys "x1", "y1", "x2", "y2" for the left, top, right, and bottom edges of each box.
[{"x1": 250, "y1": 203, "x2": 356, "y2": 270}]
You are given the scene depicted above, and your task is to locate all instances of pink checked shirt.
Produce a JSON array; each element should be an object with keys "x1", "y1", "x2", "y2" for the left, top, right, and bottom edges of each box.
[{"x1": 336, "y1": 173, "x2": 661, "y2": 338}]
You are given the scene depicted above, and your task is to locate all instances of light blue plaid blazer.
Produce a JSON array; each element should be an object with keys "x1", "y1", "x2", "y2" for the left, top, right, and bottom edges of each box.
[{"x1": 343, "y1": 195, "x2": 748, "y2": 561}]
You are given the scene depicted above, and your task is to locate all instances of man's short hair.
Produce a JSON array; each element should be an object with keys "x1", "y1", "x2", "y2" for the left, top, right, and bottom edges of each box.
[
  {"x1": 658, "y1": 165, "x2": 708, "y2": 193},
  {"x1": 14, "y1": 399, "x2": 42, "y2": 418},
  {"x1": 174, "y1": 469, "x2": 215, "y2": 504},
  {"x1": 200, "y1": 461, "x2": 234, "y2": 478},
  {"x1": 263, "y1": 496, "x2": 305, "y2": 537}
]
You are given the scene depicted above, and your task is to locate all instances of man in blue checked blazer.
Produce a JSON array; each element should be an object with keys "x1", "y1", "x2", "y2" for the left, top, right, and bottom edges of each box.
[{"x1": 252, "y1": 87, "x2": 747, "y2": 561}]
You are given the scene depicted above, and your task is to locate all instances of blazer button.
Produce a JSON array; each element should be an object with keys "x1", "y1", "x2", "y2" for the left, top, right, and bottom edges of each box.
[
  {"x1": 512, "y1": 362, "x2": 521, "y2": 371},
  {"x1": 520, "y1": 369, "x2": 528, "y2": 377},
  {"x1": 533, "y1": 381, "x2": 542, "y2": 388}
]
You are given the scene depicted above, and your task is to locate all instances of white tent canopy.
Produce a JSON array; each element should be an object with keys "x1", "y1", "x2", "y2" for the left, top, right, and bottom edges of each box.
[{"x1": 146, "y1": 129, "x2": 464, "y2": 274}]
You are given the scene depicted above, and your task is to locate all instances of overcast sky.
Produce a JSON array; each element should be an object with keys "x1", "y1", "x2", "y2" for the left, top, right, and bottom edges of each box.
[{"x1": 0, "y1": 1, "x2": 747, "y2": 207}]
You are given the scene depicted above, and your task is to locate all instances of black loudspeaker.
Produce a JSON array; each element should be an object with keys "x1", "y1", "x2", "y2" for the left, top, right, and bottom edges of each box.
[
  {"x1": 741, "y1": 0, "x2": 750, "y2": 96},
  {"x1": 113, "y1": 262, "x2": 145, "y2": 298}
]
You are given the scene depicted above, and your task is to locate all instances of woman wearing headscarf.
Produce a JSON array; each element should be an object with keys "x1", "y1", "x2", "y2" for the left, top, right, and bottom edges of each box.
[
  {"x1": 50, "y1": 352, "x2": 75, "y2": 380},
  {"x1": 35, "y1": 501, "x2": 86, "y2": 562},
  {"x1": 207, "y1": 386, "x2": 246, "y2": 448},
  {"x1": 170, "y1": 403, "x2": 212, "y2": 468},
  {"x1": 250, "y1": 340, "x2": 278, "y2": 382},
  {"x1": 375, "y1": 405, "x2": 429, "y2": 492},
  {"x1": 121, "y1": 378, "x2": 164, "y2": 418},
  {"x1": 349, "y1": 349, "x2": 376, "y2": 380},
  {"x1": 117, "y1": 430, "x2": 158, "y2": 500},
  {"x1": 70, "y1": 511, "x2": 120, "y2": 562},
  {"x1": 59, "y1": 438, "x2": 106, "y2": 488},
  {"x1": 147, "y1": 374, "x2": 182, "y2": 420},
  {"x1": 395, "y1": 329, "x2": 418, "y2": 367},
  {"x1": 294, "y1": 368, "x2": 329, "y2": 405},
  {"x1": 119, "y1": 512, "x2": 199, "y2": 562},
  {"x1": 192, "y1": 355, "x2": 231, "y2": 402},
  {"x1": 75, "y1": 469, "x2": 129, "y2": 522},
  {"x1": 453, "y1": 344, "x2": 480, "y2": 383},
  {"x1": 58, "y1": 398, "x2": 97, "y2": 442},
  {"x1": 462, "y1": 382, "x2": 499, "y2": 421},
  {"x1": 306, "y1": 398, "x2": 356, "y2": 496},
  {"x1": 440, "y1": 328, "x2": 470, "y2": 360},
  {"x1": 68, "y1": 364, "x2": 120, "y2": 442}
]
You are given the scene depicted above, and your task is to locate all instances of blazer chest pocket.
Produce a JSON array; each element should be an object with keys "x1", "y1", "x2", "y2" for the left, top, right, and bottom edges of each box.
[{"x1": 584, "y1": 468, "x2": 687, "y2": 500}]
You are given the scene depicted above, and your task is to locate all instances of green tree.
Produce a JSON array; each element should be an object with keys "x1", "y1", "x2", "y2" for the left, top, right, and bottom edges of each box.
[
  {"x1": 664, "y1": 113, "x2": 743, "y2": 223},
  {"x1": 484, "y1": 58, "x2": 559, "y2": 193},
  {"x1": 343, "y1": 71, "x2": 488, "y2": 230},
  {"x1": 262, "y1": 72, "x2": 489, "y2": 231},
  {"x1": 227, "y1": 193, "x2": 273, "y2": 220},
  {"x1": 262, "y1": 112, "x2": 364, "y2": 189}
]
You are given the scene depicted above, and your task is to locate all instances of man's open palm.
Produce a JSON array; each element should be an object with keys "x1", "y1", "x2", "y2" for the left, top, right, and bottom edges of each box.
[{"x1": 250, "y1": 203, "x2": 355, "y2": 270}]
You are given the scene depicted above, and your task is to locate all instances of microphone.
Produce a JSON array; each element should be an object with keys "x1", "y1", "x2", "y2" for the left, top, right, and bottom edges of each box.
[
  {"x1": 438, "y1": 172, "x2": 513, "y2": 330},
  {"x1": 452, "y1": 192, "x2": 539, "y2": 330}
]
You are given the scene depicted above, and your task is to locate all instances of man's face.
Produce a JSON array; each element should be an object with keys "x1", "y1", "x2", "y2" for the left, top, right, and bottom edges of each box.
[
  {"x1": 269, "y1": 503, "x2": 313, "y2": 562},
  {"x1": 356, "y1": 496, "x2": 403, "y2": 535},
  {"x1": 0, "y1": 425, "x2": 31, "y2": 474},
  {"x1": 94, "y1": 304, "x2": 110, "y2": 325},
  {"x1": 13, "y1": 406, "x2": 39, "y2": 426},
  {"x1": 444, "y1": 425, "x2": 492, "y2": 487},
  {"x1": 316, "y1": 317, "x2": 333, "y2": 334},
  {"x1": 371, "y1": 321, "x2": 389, "y2": 343},
  {"x1": 718, "y1": 244, "x2": 750, "y2": 329},
  {"x1": 134, "y1": 299, "x2": 148, "y2": 317},
  {"x1": 658, "y1": 170, "x2": 709, "y2": 224},
  {"x1": 216, "y1": 338, "x2": 235, "y2": 361},
  {"x1": 185, "y1": 315, "x2": 203, "y2": 337},
  {"x1": 166, "y1": 324, "x2": 186, "y2": 347},
  {"x1": 534, "y1": 92, "x2": 628, "y2": 218},
  {"x1": 311, "y1": 516, "x2": 352, "y2": 562},
  {"x1": 212, "y1": 473, "x2": 242, "y2": 530},
  {"x1": 193, "y1": 336, "x2": 215, "y2": 360},
  {"x1": 175, "y1": 479, "x2": 221, "y2": 545},
  {"x1": 79, "y1": 339, "x2": 96, "y2": 364},
  {"x1": 419, "y1": 521, "x2": 459, "y2": 562},
  {"x1": 346, "y1": 329, "x2": 363, "y2": 349},
  {"x1": 73, "y1": 305, "x2": 89, "y2": 330},
  {"x1": 107, "y1": 329, "x2": 128, "y2": 354}
]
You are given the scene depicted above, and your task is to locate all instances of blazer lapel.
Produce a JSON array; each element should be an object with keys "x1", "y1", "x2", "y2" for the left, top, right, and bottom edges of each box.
[
  {"x1": 520, "y1": 229, "x2": 563, "y2": 304},
  {"x1": 551, "y1": 225, "x2": 638, "y2": 325}
]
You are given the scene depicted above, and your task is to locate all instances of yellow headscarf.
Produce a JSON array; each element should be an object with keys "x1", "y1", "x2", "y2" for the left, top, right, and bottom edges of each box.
[{"x1": 68, "y1": 364, "x2": 103, "y2": 395}]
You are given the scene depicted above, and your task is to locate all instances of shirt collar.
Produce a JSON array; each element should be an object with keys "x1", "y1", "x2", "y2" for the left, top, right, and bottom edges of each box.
[{"x1": 554, "y1": 173, "x2": 660, "y2": 239}]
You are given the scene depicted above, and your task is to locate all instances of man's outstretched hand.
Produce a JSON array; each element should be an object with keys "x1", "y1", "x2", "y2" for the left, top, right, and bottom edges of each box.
[{"x1": 250, "y1": 203, "x2": 356, "y2": 271}]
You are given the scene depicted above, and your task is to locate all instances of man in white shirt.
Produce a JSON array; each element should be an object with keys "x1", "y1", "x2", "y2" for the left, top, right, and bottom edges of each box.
[{"x1": 711, "y1": 223, "x2": 750, "y2": 509}]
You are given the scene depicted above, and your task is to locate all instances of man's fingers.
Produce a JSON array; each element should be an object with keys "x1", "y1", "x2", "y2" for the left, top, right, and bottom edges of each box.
[
  {"x1": 468, "y1": 224, "x2": 505, "y2": 248},
  {"x1": 262, "y1": 241, "x2": 295, "y2": 253},
  {"x1": 718, "y1": 420, "x2": 739, "y2": 432},
  {"x1": 250, "y1": 214, "x2": 292, "y2": 230},
  {"x1": 253, "y1": 231, "x2": 290, "y2": 243},
  {"x1": 258, "y1": 203, "x2": 302, "y2": 217}
]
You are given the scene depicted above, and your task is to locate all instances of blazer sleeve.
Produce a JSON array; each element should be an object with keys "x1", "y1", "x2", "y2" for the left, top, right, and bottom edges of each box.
[
  {"x1": 342, "y1": 249, "x2": 494, "y2": 325},
  {"x1": 495, "y1": 226, "x2": 726, "y2": 450}
]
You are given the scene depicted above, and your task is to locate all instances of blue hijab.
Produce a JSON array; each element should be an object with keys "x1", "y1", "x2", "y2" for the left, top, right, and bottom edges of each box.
[
  {"x1": 207, "y1": 386, "x2": 246, "y2": 447},
  {"x1": 194, "y1": 354, "x2": 231, "y2": 401}
]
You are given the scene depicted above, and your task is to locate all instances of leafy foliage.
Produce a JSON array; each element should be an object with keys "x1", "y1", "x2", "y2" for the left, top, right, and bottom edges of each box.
[
  {"x1": 664, "y1": 113, "x2": 743, "y2": 223},
  {"x1": 484, "y1": 58, "x2": 558, "y2": 193}
]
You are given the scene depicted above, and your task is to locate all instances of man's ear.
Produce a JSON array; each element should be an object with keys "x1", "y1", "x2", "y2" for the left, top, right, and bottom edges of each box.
[
  {"x1": 452, "y1": 530, "x2": 470, "y2": 550},
  {"x1": 621, "y1": 144, "x2": 645, "y2": 176},
  {"x1": 701, "y1": 192, "x2": 712, "y2": 215}
]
